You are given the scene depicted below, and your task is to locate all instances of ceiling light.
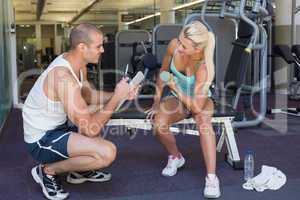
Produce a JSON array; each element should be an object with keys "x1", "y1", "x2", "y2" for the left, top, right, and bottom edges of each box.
[
  {"x1": 172, "y1": 0, "x2": 205, "y2": 11},
  {"x1": 125, "y1": 12, "x2": 161, "y2": 25},
  {"x1": 125, "y1": 0, "x2": 204, "y2": 25}
]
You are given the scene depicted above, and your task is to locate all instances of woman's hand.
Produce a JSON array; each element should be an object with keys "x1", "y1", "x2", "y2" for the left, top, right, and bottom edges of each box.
[
  {"x1": 165, "y1": 75, "x2": 177, "y2": 91},
  {"x1": 145, "y1": 97, "x2": 160, "y2": 120},
  {"x1": 160, "y1": 71, "x2": 177, "y2": 91}
]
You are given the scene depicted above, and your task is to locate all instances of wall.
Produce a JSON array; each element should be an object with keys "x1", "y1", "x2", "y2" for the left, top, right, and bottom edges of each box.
[
  {"x1": 0, "y1": 0, "x2": 14, "y2": 131},
  {"x1": 273, "y1": 0, "x2": 300, "y2": 93}
]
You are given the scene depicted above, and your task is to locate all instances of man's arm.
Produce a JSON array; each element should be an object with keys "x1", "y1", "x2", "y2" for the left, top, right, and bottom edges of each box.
[
  {"x1": 81, "y1": 67, "x2": 114, "y2": 105},
  {"x1": 82, "y1": 81, "x2": 114, "y2": 105},
  {"x1": 54, "y1": 68, "x2": 128, "y2": 137}
]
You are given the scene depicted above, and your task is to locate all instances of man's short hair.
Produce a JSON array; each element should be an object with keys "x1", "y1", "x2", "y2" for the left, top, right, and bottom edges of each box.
[{"x1": 69, "y1": 23, "x2": 102, "y2": 49}]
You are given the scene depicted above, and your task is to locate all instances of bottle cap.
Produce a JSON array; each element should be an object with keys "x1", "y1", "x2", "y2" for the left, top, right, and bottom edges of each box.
[{"x1": 246, "y1": 150, "x2": 254, "y2": 155}]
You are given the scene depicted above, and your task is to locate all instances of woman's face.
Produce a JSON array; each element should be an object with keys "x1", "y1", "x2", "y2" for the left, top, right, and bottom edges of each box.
[{"x1": 176, "y1": 33, "x2": 202, "y2": 56}]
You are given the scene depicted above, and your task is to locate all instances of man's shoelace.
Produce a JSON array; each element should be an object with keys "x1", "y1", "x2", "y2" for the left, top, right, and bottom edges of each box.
[{"x1": 46, "y1": 175, "x2": 62, "y2": 192}]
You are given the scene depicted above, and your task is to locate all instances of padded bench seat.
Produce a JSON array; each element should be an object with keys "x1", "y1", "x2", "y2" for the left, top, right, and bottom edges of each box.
[{"x1": 112, "y1": 100, "x2": 236, "y2": 119}]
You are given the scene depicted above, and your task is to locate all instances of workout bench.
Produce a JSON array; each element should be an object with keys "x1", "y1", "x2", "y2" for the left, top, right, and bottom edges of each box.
[{"x1": 107, "y1": 99, "x2": 243, "y2": 170}]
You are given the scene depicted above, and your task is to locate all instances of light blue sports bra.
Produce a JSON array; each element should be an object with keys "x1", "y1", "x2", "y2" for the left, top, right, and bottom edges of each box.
[{"x1": 169, "y1": 51, "x2": 212, "y2": 97}]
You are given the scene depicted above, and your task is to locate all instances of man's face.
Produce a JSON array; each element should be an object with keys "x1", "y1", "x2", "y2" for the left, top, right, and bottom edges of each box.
[{"x1": 83, "y1": 32, "x2": 104, "y2": 64}]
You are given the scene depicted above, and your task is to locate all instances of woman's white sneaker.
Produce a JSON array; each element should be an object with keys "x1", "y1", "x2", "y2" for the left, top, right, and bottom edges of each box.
[
  {"x1": 203, "y1": 175, "x2": 221, "y2": 199},
  {"x1": 162, "y1": 154, "x2": 185, "y2": 177}
]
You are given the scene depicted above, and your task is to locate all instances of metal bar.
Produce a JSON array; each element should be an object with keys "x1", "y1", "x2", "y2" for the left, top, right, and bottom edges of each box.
[
  {"x1": 224, "y1": 118, "x2": 240, "y2": 161},
  {"x1": 201, "y1": 0, "x2": 213, "y2": 31},
  {"x1": 68, "y1": 0, "x2": 102, "y2": 24},
  {"x1": 216, "y1": 126, "x2": 225, "y2": 152},
  {"x1": 170, "y1": 128, "x2": 199, "y2": 136},
  {"x1": 233, "y1": 26, "x2": 268, "y2": 128},
  {"x1": 240, "y1": 0, "x2": 259, "y2": 50},
  {"x1": 292, "y1": 0, "x2": 297, "y2": 46},
  {"x1": 107, "y1": 117, "x2": 234, "y2": 127},
  {"x1": 296, "y1": 6, "x2": 300, "y2": 13},
  {"x1": 36, "y1": 0, "x2": 46, "y2": 20}
]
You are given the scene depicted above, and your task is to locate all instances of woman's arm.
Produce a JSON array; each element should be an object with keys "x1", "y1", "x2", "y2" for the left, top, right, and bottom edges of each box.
[
  {"x1": 170, "y1": 64, "x2": 210, "y2": 114},
  {"x1": 154, "y1": 38, "x2": 178, "y2": 102}
]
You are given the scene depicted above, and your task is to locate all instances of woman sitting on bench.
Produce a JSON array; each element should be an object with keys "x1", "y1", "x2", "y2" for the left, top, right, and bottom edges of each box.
[{"x1": 146, "y1": 21, "x2": 220, "y2": 199}]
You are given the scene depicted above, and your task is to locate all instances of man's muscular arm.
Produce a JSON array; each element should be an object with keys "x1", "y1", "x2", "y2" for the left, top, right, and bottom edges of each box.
[
  {"x1": 81, "y1": 67, "x2": 114, "y2": 105},
  {"x1": 53, "y1": 68, "x2": 128, "y2": 137}
]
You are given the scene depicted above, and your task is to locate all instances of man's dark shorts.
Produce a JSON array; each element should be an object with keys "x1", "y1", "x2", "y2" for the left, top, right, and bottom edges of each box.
[{"x1": 26, "y1": 122, "x2": 78, "y2": 164}]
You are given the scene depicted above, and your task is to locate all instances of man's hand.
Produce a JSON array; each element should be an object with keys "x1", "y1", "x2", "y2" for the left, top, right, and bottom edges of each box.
[
  {"x1": 127, "y1": 85, "x2": 140, "y2": 100},
  {"x1": 113, "y1": 77, "x2": 131, "y2": 101}
]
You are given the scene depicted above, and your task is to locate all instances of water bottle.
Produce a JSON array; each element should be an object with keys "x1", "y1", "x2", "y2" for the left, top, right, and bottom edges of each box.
[{"x1": 244, "y1": 150, "x2": 254, "y2": 181}]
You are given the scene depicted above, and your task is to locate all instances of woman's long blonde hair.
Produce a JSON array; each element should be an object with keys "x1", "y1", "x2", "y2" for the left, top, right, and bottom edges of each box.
[{"x1": 181, "y1": 21, "x2": 215, "y2": 95}]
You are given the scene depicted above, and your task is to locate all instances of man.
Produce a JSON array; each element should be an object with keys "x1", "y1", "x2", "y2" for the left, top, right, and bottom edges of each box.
[{"x1": 22, "y1": 23, "x2": 137, "y2": 200}]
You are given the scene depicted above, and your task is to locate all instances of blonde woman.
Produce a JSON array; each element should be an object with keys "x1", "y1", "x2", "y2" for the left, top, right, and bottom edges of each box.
[{"x1": 146, "y1": 21, "x2": 220, "y2": 198}]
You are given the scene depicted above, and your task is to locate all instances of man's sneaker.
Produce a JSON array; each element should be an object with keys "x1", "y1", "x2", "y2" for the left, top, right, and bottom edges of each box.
[
  {"x1": 162, "y1": 154, "x2": 185, "y2": 177},
  {"x1": 66, "y1": 170, "x2": 112, "y2": 184},
  {"x1": 31, "y1": 165, "x2": 69, "y2": 200},
  {"x1": 203, "y1": 175, "x2": 221, "y2": 199}
]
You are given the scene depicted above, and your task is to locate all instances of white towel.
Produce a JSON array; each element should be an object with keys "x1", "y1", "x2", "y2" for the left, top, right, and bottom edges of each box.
[
  {"x1": 266, "y1": 169, "x2": 287, "y2": 190},
  {"x1": 242, "y1": 165, "x2": 287, "y2": 192}
]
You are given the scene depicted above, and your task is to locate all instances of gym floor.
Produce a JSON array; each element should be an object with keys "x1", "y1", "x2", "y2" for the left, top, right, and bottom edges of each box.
[{"x1": 1, "y1": 107, "x2": 300, "y2": 200}]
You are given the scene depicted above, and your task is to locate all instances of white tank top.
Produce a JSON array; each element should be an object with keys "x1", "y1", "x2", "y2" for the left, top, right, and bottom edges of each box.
[{"x1": 22, "y1": 54, "x2": 83, "y2": 143}]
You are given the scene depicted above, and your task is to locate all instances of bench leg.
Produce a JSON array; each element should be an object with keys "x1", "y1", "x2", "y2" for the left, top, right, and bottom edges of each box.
[
  {"x1": 223, "y1": 119, "x2": 243, "y2": 170},
  {"x1": 216, "y1": 124, "x2": 225, "y2": 152}
]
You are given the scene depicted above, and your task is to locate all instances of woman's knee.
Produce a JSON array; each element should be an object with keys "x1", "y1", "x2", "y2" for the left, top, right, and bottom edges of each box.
[
  {"x1": 194, "y1": 113, "x2": 212, "y2": 134},
  {"x1": 194, "y1": 112, "x2": 208, "y2": 124},
  {"x1": 153, "y1": 115, "x2": 170, "y2": 134}
]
